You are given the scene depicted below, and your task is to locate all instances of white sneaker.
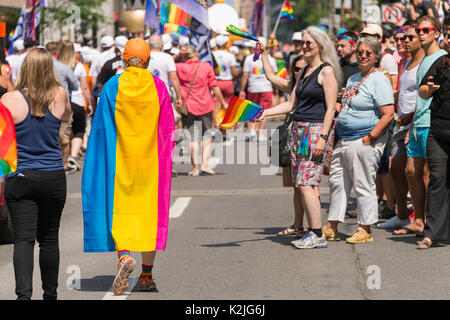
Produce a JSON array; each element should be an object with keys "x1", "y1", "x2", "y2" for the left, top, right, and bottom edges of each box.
[
  {"x1": 376, "y1": 216, "x2": 410, "y2": 229},
  {"x1": 291, "y1": 231, "x2": 327, "y2": 249},
  {"x1": 258, "y1": 135, "x2": 267, "y2": 142},
  {"x1": 200, "y1": 166, "x2": 215, "y2": 175}
]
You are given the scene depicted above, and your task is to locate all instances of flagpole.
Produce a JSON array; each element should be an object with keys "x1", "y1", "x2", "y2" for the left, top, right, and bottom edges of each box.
[{"x1": 271, "y1": 1, "x2": 285, "y2": 37}]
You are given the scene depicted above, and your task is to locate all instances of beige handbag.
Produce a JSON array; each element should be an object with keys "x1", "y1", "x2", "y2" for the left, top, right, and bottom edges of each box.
[{"x1": 178, "y1": 62, "x2": 200, "y2": 116}]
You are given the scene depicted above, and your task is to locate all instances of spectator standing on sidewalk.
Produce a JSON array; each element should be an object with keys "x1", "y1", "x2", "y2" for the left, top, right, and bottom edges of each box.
[
  {"x1": 394, "y1": 16, "x2": 448, "y2": 237},
  {"x1": 257, "y1": 26, "x2": 341, "y2": 249},
  {"x1": 323, "y1": 36, "x2": 394, "y2": 244},
  {"x1": 377, "y1": 26, "x2": 425, "y2": 230}
]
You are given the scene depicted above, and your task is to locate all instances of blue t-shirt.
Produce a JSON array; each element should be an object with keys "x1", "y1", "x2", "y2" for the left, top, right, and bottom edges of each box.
[
  {"x1": 413, "y1": 49, "x2": 448, "y2": 128},
  {"x1": 336, "y1": 71, "x2": 394, "y2": 141}
]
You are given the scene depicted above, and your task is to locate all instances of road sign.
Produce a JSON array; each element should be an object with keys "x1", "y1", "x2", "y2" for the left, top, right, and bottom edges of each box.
[
  {"x1": 362, "y1": 5, "x2": 381, "y2": 24},
  {"x1": 382, "y1": 3, "x2": 407, "y2": 26}
]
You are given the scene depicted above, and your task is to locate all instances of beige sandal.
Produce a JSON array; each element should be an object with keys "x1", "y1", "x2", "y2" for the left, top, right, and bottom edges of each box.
[{"x1": 417, "y1": 237, "x2": 434, "y2": 250}]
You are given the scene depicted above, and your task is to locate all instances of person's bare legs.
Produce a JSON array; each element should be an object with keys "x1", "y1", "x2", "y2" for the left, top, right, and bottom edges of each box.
[
  {"x1": 190, "y1": 141, "x2": 200, "y2": 172},
  {"x1": 201, "y1": 139, "x2": 212, "y2": 169},
  {"x1": 142, "y1": 251, "x2": 156, "y2": 266},
  {"x1": 298, "y1": 185, "x2": 322, "y2": 230},
  {"x1": 390, "y1": 155, "x2": 410, "y2": 220},
  {"x1": 61, "y1": 143, "x2": 70, "y2": 169},
  {"x1": 396, "y1": 157, "x2": 428, "y2": 234},
  {"x1": 382, "y1": 172, "x2": 395, "y2": 210},
  {"x1": 70, "y1": 137, "x2": 83, "y2": 159}
]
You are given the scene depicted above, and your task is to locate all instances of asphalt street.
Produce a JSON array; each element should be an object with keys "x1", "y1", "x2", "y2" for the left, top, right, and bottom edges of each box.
[{"x1": 1, "y1": 121, "x2": 450, "y2": 300}]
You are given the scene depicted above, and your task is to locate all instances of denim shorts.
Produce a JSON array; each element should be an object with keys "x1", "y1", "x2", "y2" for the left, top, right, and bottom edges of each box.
[{"x1": 407, "y1": 127, "x2": 430, "y2": 159}]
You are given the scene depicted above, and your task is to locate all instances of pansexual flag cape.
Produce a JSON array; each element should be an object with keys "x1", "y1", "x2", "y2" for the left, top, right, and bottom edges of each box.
[
  {"x1": 0, "y1": 102, "x2": 17, "y2": 176},
  {"x1": 220, "y1": 96, "x2": 263, "y2": 126},
  {"x1": 82, "y1": 67, "x2": 175, "y2": 252}
]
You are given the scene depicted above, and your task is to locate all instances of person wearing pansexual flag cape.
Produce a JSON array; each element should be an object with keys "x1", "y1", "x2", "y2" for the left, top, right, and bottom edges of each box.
[{"x1": 82, "y1": 38, "x2": 175, "y2": 295}]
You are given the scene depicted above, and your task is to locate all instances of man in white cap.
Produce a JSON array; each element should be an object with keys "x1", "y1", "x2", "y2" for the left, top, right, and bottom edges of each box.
[
  {"x1": 239, "y1": 37, "x2": 278, "y2": 141},
  {"x1": 147, "y1": 34, "x2": 183, "y2": 121},
  {"x1": 89, "y1": 35, "x2": 117, "y2": 97},
  {"x1": 212, "y1": 34, "x2": 239, "y2": 122},
  {"x1": 361, "y1": 24, "x2": 399, "y2": 89},
  {"x1": 6, "y1": 39, "x2": 26, "y2": 84},
  {"x1": 96, "y1": 36, "x2": 128, "y2": 96},
  {"x1": 162, "y1": 34, "x2": 173, "y2": 54}
]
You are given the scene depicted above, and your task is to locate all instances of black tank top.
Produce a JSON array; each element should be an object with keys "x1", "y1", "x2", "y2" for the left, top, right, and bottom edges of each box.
[
  {"x1": 0, "y1": 85, "x2": 7, "y2": 99},
  {"x1": 293, "y1": 64, "x2": 327, "y2": 123}
]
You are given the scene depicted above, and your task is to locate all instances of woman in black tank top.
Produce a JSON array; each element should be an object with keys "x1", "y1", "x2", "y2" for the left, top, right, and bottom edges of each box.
[{"x1": 256, "y1": 26, "x2": 341, "y2": 249}]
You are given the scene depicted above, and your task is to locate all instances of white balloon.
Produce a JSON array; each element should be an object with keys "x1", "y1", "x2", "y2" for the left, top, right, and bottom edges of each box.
[{"x1": 208, "y1": 3, "x2": 239, "y2": 35}]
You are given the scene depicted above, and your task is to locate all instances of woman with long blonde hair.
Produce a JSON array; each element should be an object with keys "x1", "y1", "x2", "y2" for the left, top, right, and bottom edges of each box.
[
  {"x1": 58, "y1": 40, "x2": 93, "y2": 172},
  {"x1": 1, "y1": 48, "x2": 71, "y2": 300},
  {"x1": 256, "y1": 26, "x2": 341, "y2": 249}
]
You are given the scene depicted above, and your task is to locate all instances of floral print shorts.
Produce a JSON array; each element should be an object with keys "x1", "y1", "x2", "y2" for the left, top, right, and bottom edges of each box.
[{"x1": 290, "y1": 121, "x2": 324, "y2": 187}]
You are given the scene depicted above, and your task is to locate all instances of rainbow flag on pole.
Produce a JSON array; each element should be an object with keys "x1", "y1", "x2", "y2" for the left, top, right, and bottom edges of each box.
[
  {"x1": 280, "y1": 2, "x2": 294, "y2": 21},
  {"x1": 82, "y1": 67, "x2": 175, "y2": 252},
  {"x1": 0, "y1": 102, "x2": 17, "y2": 176},
  {"x1": 220, "y1": 96, "x2": 264, "y2": 126}
]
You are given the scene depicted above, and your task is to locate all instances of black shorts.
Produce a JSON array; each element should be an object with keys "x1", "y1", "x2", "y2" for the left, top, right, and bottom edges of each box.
[
  {"x1": 182, "y1": 112, "x2": 213, "y2": 141},
  {"x1": 71, "y1": 102, "x2": 86, "y2": 139}
]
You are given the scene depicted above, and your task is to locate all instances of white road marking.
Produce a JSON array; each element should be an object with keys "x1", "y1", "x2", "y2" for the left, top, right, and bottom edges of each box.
[
  {"x1": 102, "y1": 277, "x2": 139, "y2": 300},
  {"x1": 169, "y1": 197, "x2": 192, "y2": 218}
]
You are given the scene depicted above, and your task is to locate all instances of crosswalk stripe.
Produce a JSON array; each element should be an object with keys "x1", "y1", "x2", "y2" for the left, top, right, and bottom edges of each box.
[{"x1": 169, "y1": 197, "x2": 192, "y2": 218}]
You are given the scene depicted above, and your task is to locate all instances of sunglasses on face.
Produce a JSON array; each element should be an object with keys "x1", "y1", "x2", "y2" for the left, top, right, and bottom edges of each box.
[
  {"x1": 299, "y1": 40, "x2": 315, "y2": 48},
  {"x1": 400, "y1": 34, "x2": 416, "y2": 41},
  {"x1": 294, "y1": 67, "x2": 302, "y2": 72},
  {"x1": 415, "y1": 27, "x2": 437, "y2": 34},
  {"x1": 357, "y1": 50, "x2": 374, "y2": 57}
]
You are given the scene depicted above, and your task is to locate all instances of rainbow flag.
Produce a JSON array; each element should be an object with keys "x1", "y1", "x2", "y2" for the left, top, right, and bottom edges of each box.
[
  {"x1": 82, "y1": 67, "x2": 175, "y2": 252},
  {"x1": 0, "y1": 102, "x2": 17, "y2": 176},
  {"x1": 280, "y1": 1, "x2": 294, "y2": 21},
  {"x1": 220, "y1": 96, "x2": 264, "y2": 126},
  {"x1": 277, "y1": 67, "x2": 288, "y2": 79},
  {"x1": 164, "y1": 23, "x2": 191, "y2": 36}
]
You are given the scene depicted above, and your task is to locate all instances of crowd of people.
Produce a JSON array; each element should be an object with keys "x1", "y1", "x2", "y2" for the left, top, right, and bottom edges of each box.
[{"x1": 0, "y1": 0, "x2": 449, "y2": 300}]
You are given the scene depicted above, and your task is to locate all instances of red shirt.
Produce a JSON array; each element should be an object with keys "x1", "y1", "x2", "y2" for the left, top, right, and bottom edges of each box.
[{"x1": 176, "y1": 59, "x2": 217, "y2": 116}]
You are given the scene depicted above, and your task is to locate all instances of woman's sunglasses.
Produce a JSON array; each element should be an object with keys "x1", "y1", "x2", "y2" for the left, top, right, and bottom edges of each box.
[
  {"x1": 299, "y1": 40, "x2": 315, "y2": 48},
  {"x1": 415, "y1": 27, "x2": 437, "y2": 34},
  {"x1": 294, "y1": 67, "x2": 302, "y2": 72},
  {"x1": 357, "y1": 50, "x2": 373, "y2": 57}
]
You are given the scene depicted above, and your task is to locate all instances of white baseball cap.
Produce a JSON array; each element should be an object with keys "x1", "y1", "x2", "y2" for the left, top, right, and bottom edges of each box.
[
  {"x1": 292, "y1": 32, "x2": 302, "y2": 41},
  {"x1": 229, "y1": 46, "x2": 239, "y2": 55},
  {"x1": 170, "y1": 47, "x2": 180, "y2": 56},
  {"x1": 162, "y1": 34, "x2": 172, "y2": 50},
  {"x1": 13, "y1": 39, "x2": 25, "y2": 51},
  {"x1": 244, "y1": 39, "x2": 256, "y2": 48},
  {"x1": 114, "y1": 36, "x2": 128, "y2": 53},
  {"x1": 74, "y1": 43, "x2": 82, "y2": 53},
  {"x1": 179, "y1": 35, "x2": 189, "y2": 47},
  {"x1": 100, "y1": 35, "x2": 114, "y2": 48},
  {"x1": 215, "y1": 35, "x2": 228, "y2": 47},
  {"x1": 361, "y1": 24, "x2": 383, "y2": 38},
  {"x1": 257, "y1": 37, "x2": 267, "y2": 47}
]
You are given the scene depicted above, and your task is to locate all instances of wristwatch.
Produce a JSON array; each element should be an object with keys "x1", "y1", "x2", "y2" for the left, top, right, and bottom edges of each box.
[{"x1": 320, "y1": 134, "x2": 328, "y2": 140}]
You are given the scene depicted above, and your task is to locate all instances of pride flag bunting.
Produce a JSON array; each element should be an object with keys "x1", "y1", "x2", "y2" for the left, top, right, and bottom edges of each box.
[
  {"x1": 280, "y1": 1, "x2": 294, "y2": 21},
  {"x1": 0, "y1": 102, "x2": 17, "y2": 176},
  {"x1": 220, "y1": 96, "x2": 263, "y2": 126}
]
